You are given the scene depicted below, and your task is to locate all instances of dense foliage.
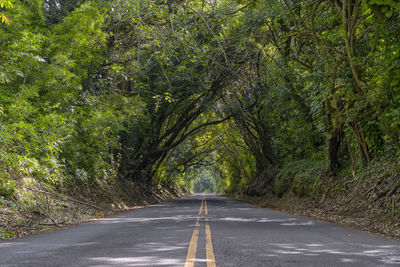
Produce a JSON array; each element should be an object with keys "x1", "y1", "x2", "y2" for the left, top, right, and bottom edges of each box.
[
  {"x1": 0, "y1": 0, "x2": 399, "y2": 202},
  {"x1": 210, "y1": 0, "x2": 400, "y2": 195}
]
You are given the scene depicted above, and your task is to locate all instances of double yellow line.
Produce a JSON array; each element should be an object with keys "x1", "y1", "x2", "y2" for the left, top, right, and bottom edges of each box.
[{"x1": 185, "y1": 197, "x2": 216, "y2": 267}]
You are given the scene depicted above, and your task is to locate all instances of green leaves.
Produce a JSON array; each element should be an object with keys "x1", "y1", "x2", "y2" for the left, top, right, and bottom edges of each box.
[
  {"x1": 0, "y1": 0, "x2": 13, "y2": 24},
  {"x1": 0, "y1": 0, "x2": 399, "y2": 202},
  {"x1": 0, "y1": 0, "x2": 13, "y2": 9}
]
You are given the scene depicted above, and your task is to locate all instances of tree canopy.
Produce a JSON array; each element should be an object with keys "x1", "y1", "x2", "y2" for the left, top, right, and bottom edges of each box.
[{"x1": 0, "y1": 0, "x2": 400, "y2": 200}]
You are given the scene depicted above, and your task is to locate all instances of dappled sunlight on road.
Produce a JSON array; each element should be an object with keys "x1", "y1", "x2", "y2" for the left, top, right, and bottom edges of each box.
[
  {"x1": 0, "y1": 241, "x2": 100, "y2": 251},
  {"x1": 87, "y1": 241, "x2": 187, "y2": 266},
  {"x1": 217, "y1": 216, "x2": 315, "y2": 226},
  {"x1": 97, "y1": 215, "x2": 196, "y2": 224},
  {"x1": 0, "y1": 242, "x2": 27, "y2": 248},
  {"x1": 133, "y1": 242, "x2": 187, "y2": 253},
  {"x1": 262, "y1": 243, "x2": 400, "y2": 265},
  {"x1": 207, "y1": 196, "x2": 400, "y2": 266},
  {"x1": 2, "y1": 195, "x2": 400, "y2": 267},
  {"x1": 89, "y1": 256, "x2": 183, "y2": 266},
  {"x1": 280, "y1": 221, "x2": 314, "y2": 226}
]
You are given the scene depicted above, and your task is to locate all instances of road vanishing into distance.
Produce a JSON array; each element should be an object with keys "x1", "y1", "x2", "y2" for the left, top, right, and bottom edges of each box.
[{"x1": 1, "y1": 194, "x2": 400, "y2": 266}]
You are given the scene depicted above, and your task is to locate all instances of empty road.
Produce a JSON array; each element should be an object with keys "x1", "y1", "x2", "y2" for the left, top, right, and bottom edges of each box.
[{"x1": 1, "y1": 194, "x2": 400, "y2": 266}]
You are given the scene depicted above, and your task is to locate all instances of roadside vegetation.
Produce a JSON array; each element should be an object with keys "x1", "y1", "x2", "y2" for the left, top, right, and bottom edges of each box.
[{"x1": 1, "y1": 0, "x2": 400, "y2": 239}]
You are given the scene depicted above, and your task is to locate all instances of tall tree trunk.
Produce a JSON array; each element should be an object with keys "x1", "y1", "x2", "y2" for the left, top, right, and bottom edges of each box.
[
  {"x1": 350, "y1": 121, "x2": 370, "y2": 164},
  {"x1": 328, "y1": 126, "x2": 342, "y2": 171}
]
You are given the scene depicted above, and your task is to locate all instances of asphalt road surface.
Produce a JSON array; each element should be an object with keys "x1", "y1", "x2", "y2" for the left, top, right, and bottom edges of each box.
[{"x1": 1, "y1": 194, "x2": 400, "y2": 266}]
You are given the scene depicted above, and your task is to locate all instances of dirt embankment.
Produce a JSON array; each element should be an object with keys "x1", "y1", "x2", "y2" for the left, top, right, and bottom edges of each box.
[
  {"x1": 235, "y1": 160, "x2": 400, "y2": 240},
  {"x1": 0, "y1": 180, "x2": 184, "y2": 240}
]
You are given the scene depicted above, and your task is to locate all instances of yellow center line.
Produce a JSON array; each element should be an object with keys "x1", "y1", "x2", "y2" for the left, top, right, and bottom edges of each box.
[
  {"x1": 199, "y1": 197, "x2": 204, "y2": 215},
  {"x1": 184, "y1": 220, "x2": 199, "y2": 267},
  {"x1": 204, "y1": 199, "x2": 216, "y2": 267},
  {"x1": 185, "y1": 197, "x2": 217, "y2": 267},
  {"x1": 185, "y1": 198, "x2": 204, "y2": 267}
]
